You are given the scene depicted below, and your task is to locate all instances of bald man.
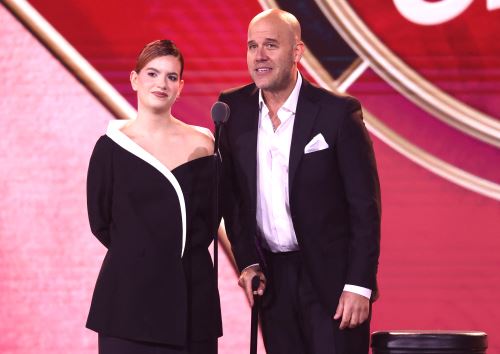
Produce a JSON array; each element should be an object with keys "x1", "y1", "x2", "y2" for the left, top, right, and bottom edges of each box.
[{"x1": 219, "y1": 9, "x2": 381, "y2": 354}]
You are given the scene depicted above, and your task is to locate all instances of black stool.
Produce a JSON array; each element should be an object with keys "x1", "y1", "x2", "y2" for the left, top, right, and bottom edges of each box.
[{"x1": 371, "y1": 330, "x2": 487, "y2": 354}]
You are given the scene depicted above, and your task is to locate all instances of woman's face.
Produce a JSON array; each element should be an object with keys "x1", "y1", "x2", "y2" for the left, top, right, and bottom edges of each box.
[{"x1": 130, "y1": 55, "x2": 184, "y2": 114}]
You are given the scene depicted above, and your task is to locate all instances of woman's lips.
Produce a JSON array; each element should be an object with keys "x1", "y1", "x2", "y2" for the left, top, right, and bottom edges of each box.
[{"x1": 152, "y1": 91, "x2": 167, "y2": 98}]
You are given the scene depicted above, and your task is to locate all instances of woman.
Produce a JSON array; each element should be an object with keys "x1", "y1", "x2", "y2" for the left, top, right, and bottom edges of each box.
[{"x1": 86, "y1": 40, "x2": 221, "y2": 354}]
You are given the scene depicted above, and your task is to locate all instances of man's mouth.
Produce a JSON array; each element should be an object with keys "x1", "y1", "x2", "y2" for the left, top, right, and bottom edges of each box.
[{"x1": 255, "y1": 67, "x2": 272, "y2": 73}]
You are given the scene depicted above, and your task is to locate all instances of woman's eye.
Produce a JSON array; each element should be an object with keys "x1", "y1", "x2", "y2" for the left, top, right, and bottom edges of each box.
[
  {"x1": 147, "y1": 72, "x2": 157, "y2": 77},
  {"x1": 168, "y1": 75, "x2": 178, "y2": 82}
]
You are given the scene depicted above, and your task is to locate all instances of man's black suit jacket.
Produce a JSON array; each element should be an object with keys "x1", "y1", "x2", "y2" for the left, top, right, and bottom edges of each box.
[{"x1": 219, "y1": 79, "x2": 381, "y2": 316}]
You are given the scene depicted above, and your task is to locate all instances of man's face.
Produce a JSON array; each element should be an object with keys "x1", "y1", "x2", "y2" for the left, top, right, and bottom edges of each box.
[{"x1": 247, "y1": 17, "x2": 300, "y2": 93}]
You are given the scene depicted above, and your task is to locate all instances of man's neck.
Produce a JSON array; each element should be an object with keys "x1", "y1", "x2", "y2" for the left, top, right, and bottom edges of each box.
[{"x1": 261, "y1": 71, "x2": 298, "y2": 115}]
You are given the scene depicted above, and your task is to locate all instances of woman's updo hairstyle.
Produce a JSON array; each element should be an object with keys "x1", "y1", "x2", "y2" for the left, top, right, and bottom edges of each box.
[{"x1": 134, "y1": 39, "x2": 184, "y2": 78}]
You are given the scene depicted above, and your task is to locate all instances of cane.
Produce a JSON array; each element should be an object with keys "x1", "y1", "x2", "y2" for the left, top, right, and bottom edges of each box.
[{"x1": 250, "y1": 275, "x2": 261, "y2": 354}]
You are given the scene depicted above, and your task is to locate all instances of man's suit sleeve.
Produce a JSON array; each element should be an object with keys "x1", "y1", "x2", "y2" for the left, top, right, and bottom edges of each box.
[{"x1": 336, "y1": 98, "x2": 381, "y2": 292}]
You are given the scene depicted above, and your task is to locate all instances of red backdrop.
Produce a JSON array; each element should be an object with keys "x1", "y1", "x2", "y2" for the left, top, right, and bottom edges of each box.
[{"x1": 1, "y1": 1, "x2": 499, "y2": 353}]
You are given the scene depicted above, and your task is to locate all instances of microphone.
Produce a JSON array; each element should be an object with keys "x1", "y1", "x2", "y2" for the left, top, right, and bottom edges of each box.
[
  {"x1": 211, "y1": 101, "x2": 230, "y2": 126},
  {"x1": 211, "y1": 101, "x2": 230, "y2": 154}
]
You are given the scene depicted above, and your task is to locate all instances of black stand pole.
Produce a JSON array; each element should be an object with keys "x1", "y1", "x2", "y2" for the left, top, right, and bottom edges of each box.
[
  {"x1": 213, "y1": 124, "x2": 222, "y2": 354},
  {"x1": 213, "y1": 123, "x2": 222, "y2": 290},
  {"x1": 210, "y1": 101, "x2": 229, "y2": 354}
]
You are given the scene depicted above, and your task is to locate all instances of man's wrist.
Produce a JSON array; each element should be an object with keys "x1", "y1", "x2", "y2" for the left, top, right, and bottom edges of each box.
[{"x1": 343, "y1": 284, "x2": 372, "y2": 299}]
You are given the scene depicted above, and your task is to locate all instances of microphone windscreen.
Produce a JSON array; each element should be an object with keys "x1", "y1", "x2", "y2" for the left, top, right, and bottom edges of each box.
[{"x1": 211, "y1": 101, "x2": 230, "y2": 124}]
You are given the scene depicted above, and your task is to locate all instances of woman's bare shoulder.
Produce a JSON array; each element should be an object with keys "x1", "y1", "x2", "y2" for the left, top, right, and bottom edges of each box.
[
  {"x1": 181, "y1": 124, "x2": 214, "y2": 158},
  {"x1": 186, "y1": 124, "x2": 213, "y2": 144}
]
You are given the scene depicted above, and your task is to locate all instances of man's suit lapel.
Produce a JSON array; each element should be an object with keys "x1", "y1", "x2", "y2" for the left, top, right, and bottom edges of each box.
[
  {"x1": 289, "y1": 80, "x2": 320, "y2": 193},
  {"x1": 237, "y1": 87, "x2": 260, "y2": 212}
]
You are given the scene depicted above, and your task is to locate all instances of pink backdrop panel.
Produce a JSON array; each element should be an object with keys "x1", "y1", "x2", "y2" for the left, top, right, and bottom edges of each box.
[{"x1": 0, "y1": 6, "x2": 111, "y2": 353}]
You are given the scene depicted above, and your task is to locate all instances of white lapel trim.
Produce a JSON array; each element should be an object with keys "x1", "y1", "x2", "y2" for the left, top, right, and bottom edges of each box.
[{"x1": 105, "y1": 119, "x2": 187, "y2": 258}]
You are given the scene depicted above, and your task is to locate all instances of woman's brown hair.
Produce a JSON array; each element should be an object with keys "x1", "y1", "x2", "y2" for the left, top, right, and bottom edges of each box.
[{"x1": 134, "y1": 39, "x2": 184, "y2": 78}]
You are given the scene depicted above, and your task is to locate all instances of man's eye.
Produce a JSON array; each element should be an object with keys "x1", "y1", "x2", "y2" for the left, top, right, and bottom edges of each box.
[
  {"x1": 248, "y1": 44, "x2": 257, "y2": 50},
  {"x1": 266, "y1": 43, "x2": 277, "y2": 49}
]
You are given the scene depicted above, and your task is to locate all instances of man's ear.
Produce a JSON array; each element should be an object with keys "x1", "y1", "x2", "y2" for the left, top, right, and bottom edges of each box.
[{"x1": 294, "y1": 41, "x2": 305, "y2": 63}]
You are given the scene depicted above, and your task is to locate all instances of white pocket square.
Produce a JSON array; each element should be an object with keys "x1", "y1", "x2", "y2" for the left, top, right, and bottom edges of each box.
[{"x1": 304, "y1": 133, "x2": 329, "y2": 154}]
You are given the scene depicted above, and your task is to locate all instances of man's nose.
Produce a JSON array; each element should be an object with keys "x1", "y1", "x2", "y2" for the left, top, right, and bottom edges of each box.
[{"x1": 255, "y1": 46, "x2": 268, "y2": 61}]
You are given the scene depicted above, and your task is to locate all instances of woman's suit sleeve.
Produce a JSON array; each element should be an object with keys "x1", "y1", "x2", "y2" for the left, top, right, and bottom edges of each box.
[{"x1": 86, "y1": 136, "x2": 113, "y2": 248}]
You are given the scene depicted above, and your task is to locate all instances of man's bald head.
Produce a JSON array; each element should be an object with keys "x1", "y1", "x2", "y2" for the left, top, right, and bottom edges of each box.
[{"x1": 249, "y1": 9, "x2": 302, "y2": 44}]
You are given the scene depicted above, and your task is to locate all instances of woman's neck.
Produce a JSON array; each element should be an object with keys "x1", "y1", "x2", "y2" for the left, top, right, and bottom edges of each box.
[{"x1": 134, "y1": 109, "x2": 176, "y2": 135}]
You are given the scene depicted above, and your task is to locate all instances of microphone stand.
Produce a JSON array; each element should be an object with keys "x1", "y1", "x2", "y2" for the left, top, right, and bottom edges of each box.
[
  {"x1": 212, "y1": 122, "x2": 222, "y2": 354},
  {"x1": 210, "y1": 101, "x2": 229, "y2": 354},
  {"x1": 213, "y1": 122, "x2": 222, "y2": 290}
]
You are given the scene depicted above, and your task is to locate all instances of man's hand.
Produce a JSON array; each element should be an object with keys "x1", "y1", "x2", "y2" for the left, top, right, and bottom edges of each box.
[
  {"x1": 238, "y1": 264, "x2": 266, "y2": 306},
  {"x1": 333, "y1": 291, "x2": 370, "y2": 329}
]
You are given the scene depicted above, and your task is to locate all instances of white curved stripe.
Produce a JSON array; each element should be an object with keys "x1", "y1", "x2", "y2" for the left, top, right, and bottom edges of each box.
[
  {"x1": 314, "y1": 0, "x2": 500, "y2": 148},
  {"x1": 393, "y1": 0, "x2": 473, "y2": 26},
  {"x1": 106, "y1": 120, "x2": 187, "y2": 258},
  {"x1": 488, "y1": 0, "x2": 500, "y2": 10}
]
